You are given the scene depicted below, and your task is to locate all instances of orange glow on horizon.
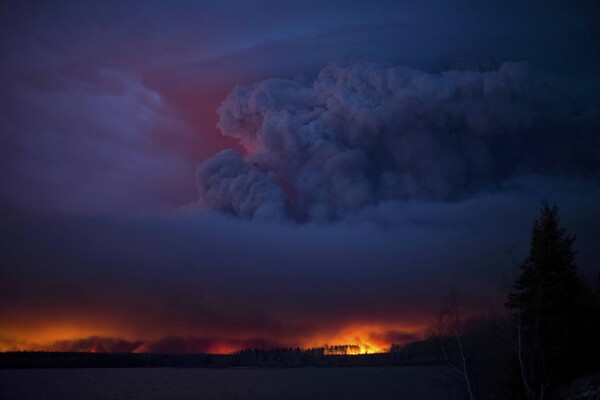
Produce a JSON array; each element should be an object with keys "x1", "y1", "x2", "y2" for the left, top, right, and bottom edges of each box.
[
  {"x1": 299, "y1": 323, "x2": 422, "y2": 354},
  {"x1": 1, "y1": 322, "x2": 425, "y2": 354}
]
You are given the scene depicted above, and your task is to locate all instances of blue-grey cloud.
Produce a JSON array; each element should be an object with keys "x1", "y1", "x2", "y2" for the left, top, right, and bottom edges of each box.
[
  {"x1": 198, "y1": 61, "x2": 599, "y2": 221},
  {"x1": 2, "y1": 176, "x2": 599, "y2": 349},
  {"x1": 198, "y1": 150, "x2": 286, "y2": 220}
]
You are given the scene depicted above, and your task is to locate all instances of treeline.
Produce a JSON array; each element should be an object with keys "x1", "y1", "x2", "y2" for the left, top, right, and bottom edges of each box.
[
  {"x1": 0, "y1": 352, "x2": 216, "y2": 369},
  {"x1": 230, "y1": 341, "x2": 444, "y2": 367},
  {"x1": 0, "y1": 342, "x2": 444, "y2": 369}
]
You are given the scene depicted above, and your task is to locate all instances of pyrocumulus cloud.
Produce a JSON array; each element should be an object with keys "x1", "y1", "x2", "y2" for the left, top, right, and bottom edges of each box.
[{"x1": 198, "y1": 61, "x2": 594, "y2": 221}]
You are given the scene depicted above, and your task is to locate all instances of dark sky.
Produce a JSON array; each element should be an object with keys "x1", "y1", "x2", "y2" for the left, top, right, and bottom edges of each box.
[{"x1": 1, "y1": 0, "x2": 599, "y2": 353}]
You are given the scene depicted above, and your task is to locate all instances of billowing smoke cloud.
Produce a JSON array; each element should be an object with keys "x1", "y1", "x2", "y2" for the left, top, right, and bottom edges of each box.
[
  {"x1": 198, "y1": 61, "x2": 597, "y2": 221},
  {"x1": 198, "y1": 150, "x2": 286, "y2": 219}
]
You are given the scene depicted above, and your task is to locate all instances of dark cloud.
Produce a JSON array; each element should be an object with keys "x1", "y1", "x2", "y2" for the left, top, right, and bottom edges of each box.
[
  {"x1": 199, "y1": 61, "x2": 599, "y2": 221},
  {"x1": 2, "y1": 178, "x2": 599, "y2": 351},
  {"x1": 198, "y1": 150, "x2": 286, "y2": 219},
  {"x1": 0, "y1": 65, "x2": 200, "y2": 214}
]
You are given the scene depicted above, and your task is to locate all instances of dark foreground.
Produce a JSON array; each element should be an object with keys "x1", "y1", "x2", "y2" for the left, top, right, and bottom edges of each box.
[{"x1": 0, "y1": 366, "x2": 464, "y2": 400}]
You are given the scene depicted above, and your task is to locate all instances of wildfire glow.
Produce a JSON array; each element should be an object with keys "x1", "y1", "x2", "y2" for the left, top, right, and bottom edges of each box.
[
  {"x1": 0, "y1": 322, "x2": 424, "y2": 354},
  {"x1": 300, "y1": 324, "x2": 422, "y2": 354}
]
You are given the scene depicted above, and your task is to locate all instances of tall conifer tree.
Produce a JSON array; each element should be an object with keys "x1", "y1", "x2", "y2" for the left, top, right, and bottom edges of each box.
[{"x1": 507, "y1": 201, "x2": 588, "y2": 399}]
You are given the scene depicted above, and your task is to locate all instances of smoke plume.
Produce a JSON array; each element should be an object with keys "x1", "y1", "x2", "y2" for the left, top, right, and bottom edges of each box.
[{"x1": 198, "y1": 61, "x2": 596, "y2": 221}]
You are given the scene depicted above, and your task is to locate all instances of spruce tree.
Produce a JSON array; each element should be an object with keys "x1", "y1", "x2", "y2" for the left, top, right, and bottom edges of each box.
[{"x1": 507, "y1": 201, "x2": 589, "y2": 398}]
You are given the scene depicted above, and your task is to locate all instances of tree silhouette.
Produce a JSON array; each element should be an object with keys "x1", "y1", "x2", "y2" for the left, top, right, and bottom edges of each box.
[
  {"x1": 434, "y1": 287, "x2": 475, "y2": 400},
  {"x1": 507, "y1": 201, "x2": 589, "y2": 399}
]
